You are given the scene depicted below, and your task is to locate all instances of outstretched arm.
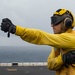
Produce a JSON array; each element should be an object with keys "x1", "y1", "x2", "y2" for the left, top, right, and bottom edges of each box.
[{"x1": 1, "y1": 18, "x2": 75, "y2": 49}]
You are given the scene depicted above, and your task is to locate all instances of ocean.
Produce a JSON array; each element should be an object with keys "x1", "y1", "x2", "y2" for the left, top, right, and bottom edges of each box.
[{"x1": 0, "y1": 46, "x2": 51, "y2": 63}]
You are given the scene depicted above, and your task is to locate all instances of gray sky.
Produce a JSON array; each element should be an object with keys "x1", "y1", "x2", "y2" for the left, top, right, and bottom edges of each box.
[{"x1": 0, "y1": 0, "x2": 75, "y2": 46}]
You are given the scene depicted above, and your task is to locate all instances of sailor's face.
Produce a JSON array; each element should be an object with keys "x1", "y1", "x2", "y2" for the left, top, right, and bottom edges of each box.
[{"x1": 51, "y1": 22, "x2": 64, "y2": 34}]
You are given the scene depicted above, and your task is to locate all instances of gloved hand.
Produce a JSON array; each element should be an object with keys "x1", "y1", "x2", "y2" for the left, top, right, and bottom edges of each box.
[
  {"x1": 1, "y1": 18, "x2": 16, "y2": 37},
  {"x1": 62, "y1": 50, "x2": 75, "y2": 68}
]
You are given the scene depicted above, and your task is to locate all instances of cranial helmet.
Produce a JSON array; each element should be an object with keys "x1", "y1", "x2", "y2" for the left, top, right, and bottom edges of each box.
[{"x1": 51, "y1": 9, "x2": 75, "y2": 29}]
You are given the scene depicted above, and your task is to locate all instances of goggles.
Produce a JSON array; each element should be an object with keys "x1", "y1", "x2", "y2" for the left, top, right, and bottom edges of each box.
[{"x1": 51, "y1": 16, "x2": 65, "y2": 25}]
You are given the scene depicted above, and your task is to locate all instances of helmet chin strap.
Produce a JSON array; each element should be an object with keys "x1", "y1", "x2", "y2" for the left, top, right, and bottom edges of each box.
[
  {"x1": 60, "y1": 23, "x2": 68, "y2": 33},
  {"x1": 61, "y1": 28, "x2": 67, "y2": 33}
]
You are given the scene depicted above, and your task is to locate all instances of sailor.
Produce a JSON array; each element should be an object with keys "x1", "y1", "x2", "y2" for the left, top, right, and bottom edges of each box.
[
  {"x1": 1, "y1": 8, "x2": 75, "y2": 75},
  {"x1": 47, "y1": 9, "x2": 75, "y2": 75}
]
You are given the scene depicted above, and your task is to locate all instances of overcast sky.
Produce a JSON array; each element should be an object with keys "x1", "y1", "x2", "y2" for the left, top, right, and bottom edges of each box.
[{"x1": 0, "y1": 0, "x2": 75, "y2": 46}]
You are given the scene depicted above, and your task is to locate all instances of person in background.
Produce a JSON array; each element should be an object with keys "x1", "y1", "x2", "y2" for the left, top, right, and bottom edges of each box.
[{"x1": 1, "y1": 8, "x2": 75, "y2": 75}]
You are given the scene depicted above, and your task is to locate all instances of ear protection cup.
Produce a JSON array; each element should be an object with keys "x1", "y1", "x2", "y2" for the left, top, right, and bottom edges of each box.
[{"x1": 64, "y1": 18, "x2": 72, "y2": 28}]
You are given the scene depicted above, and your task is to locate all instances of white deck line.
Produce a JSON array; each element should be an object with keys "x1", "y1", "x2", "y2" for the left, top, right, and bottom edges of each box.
[{"x1": 0, "y1": 62, "x2": 47, "y2": 66}]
